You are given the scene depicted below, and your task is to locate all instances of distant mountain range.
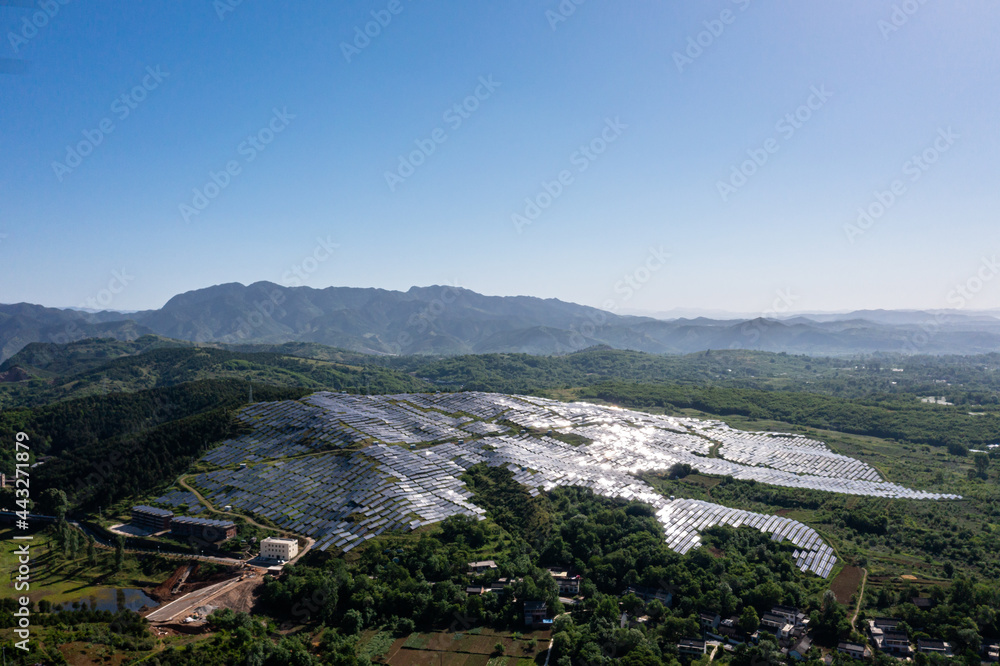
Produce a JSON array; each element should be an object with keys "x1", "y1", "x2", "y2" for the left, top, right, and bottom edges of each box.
[{"x1": 3, "y1": 282, "x2": 1000, "y2": 362}]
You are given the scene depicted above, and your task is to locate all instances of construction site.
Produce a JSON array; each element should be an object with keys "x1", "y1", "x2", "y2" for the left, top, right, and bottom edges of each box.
[{"x1": 142, "y1": 561, "x2": 270, "y2": 635}]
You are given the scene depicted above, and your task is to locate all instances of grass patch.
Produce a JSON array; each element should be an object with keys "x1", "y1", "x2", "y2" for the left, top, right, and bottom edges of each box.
[
  {"x1": 358, "y1": 629, "x2": 396, "y2": 661},
  {"x1": 0, "y1": 525, "x2": 173, "y2": 606}
]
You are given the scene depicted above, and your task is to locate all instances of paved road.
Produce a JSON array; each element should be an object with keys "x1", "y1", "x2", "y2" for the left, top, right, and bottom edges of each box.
[{"x1": 146, "y1": 576, "x2": 244, "y2": 623}]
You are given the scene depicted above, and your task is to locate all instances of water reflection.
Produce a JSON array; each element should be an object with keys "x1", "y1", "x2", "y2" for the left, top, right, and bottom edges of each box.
[{"x1": 64, "y1": 588, "x2": 159, "y2": 613}]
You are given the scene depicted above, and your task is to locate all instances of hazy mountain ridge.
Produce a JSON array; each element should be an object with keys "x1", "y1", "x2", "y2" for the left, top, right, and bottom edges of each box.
[{"x1": 4, "y1": 282, "x2": 1000, "y2": 362}]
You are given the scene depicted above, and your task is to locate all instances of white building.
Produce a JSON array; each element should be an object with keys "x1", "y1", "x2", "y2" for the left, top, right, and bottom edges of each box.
[{"x1": 260, "y1": 537, "x2": 299, "y2": 562}]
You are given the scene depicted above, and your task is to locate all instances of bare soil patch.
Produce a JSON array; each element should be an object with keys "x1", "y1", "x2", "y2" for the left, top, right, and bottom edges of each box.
[{"x1": 831, "y1": 565, "x2": 863, "y2": 604}]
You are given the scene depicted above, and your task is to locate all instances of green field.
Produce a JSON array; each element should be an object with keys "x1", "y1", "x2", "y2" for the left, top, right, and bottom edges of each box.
[{"x1": 0, "y1": 526, "x2": 173, "y2": 607}]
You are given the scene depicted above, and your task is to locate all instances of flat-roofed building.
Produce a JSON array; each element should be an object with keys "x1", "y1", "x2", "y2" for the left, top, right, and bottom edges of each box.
[
  {"x1": 869, "y1": 621, "x2": 912, "y2": 657},
  {"x1": 678, "y1": 639, "x2": 706, "y2": 655},
  {"x1": 882, "y1": 631, "x2": 912, "y2": 656},
  {"x1": 131, "y1": 505, "x2": 173, "y2": 532},
  {"x1": 771, "y1": 605, "x2": 807, "y2": 627},
  {"x1": 717, "y1": 616, "x2": 746, "y2": 641},
  {"x1": 467, "y1": 560, "x2": 498, "y2": 574},
  {"x1": 760, "y1": 613, "x2": 786, "y2": 634},
  {"x1": 547, "y1": 568, "x2": 581, "y2": 595},
  {"x1": 260, "y1": 537, "x2": 299, "y2": 562},
  {"x1": 171, "y1": 515, "x2": 237, "y2": 542},
  {"x1": 489, "y1": 577, "x2": 515, "y2": 593}
]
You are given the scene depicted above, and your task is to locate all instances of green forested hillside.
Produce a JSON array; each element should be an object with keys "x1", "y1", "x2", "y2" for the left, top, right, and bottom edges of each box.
[
  {"x1": 0, "y1": 379, "x2": 311, "y2": 507},
  {"x1": 393, "y1": 347, "x2": 1000, "y2": 403},
  {"x1": 0, "y1": 335, "x2": 190, "y2": 378},
  {"x1": 0, "y1": 338, "x2": 430, "y2": 409}
]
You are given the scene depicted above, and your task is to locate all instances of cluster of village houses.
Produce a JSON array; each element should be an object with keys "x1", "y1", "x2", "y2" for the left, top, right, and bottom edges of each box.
[{"x1": 466, "y1": 561, "x2": 1000, "y2": 662}]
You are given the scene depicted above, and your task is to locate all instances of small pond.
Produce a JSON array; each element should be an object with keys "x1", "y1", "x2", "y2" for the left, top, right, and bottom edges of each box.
[{"x1": 58, "y1": 587, "x2": 159, "y2": 613}]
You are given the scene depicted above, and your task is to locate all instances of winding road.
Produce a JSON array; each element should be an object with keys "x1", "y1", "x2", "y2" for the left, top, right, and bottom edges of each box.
[{"x1": 177, "y1": 473, "x2": 314, "y2": 564}]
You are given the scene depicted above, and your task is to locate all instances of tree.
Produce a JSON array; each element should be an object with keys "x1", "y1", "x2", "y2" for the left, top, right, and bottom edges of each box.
[
  {"x1": 341, "y1": 608, "x2": 363, "y2": 634},
  {"x1": 732, "y1": 636, "x2": 783, "y2": 666},
  {"x1": 38, "y1": 488, "x2": 69, "y2": 518},
  {"x1": 811, "y1": 590, "x2": 850, "y2": 646},
  {"x1": 618, "y1": 642, "x2": 665, "y2": 666},
  {"x1": 394, "y1": 617, "x2": 414, "y2": 636},
  {"x1": 114, "y1": 534, "x2": 126, "y2": 571},
  {"x1": 974, "y1": 452, "x2": 990, "y2": 479},
  {"x1": 739, "y1": 606, "x2": 760, "y2": 634}
]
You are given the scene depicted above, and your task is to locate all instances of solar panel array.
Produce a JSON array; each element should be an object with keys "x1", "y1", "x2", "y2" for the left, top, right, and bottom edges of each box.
[
  {"x1": 192, "y1": 443, "x2": 486, "y2": 554},
  {"x1": 152, "y1": 490, "x2": 206, "y2": 514},
  {"x1": 186, "y1": 391, "x2": 960, "y2": 576},
  {"x1": 710, "y1": 431, "x2": 882, "y2": 481}
]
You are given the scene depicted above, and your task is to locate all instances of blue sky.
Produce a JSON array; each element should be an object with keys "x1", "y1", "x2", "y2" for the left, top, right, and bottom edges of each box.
[{"x1": 1, "y1": 0, "x2": 998, "y2": 314}]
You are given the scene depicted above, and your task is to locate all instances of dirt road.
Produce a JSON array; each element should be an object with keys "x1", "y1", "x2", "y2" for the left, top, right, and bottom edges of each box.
[{"x1": 850, "y1": 568, "x2": 869, "y2": 630}]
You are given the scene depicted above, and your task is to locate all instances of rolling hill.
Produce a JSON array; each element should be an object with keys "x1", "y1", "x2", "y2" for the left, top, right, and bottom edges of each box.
[{"x1": 4, "y1": 282, "x2": 1000, "y2": 362}]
